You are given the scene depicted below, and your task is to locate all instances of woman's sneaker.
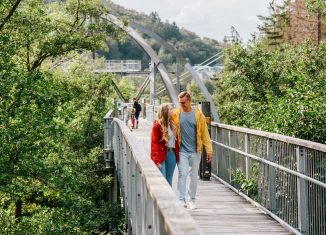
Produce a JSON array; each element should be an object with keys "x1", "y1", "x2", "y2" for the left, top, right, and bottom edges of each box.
[
  {"x1": 179, "y1": 201, "x2": 187, "y2": 208},
  {"x1": 187, "y1": 201, "x2": 196, "y2": 210}
]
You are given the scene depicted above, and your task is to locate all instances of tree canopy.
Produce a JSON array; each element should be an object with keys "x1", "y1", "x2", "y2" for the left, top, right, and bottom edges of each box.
[
  {"x1": 213, "y1": 41, "x2": 326, "y2": 143},
  {"x1": 0, "y1": 0, "x2": 126, "y2": 233}
]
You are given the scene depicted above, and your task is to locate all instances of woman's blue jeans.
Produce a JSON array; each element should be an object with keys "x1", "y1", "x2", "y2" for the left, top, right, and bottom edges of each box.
[{"x1": 160, "y1": 150, "x2": 176, "y2": 186}]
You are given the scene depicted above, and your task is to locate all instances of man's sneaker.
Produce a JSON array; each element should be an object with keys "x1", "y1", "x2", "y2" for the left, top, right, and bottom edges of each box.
[{"x1": 187, "y1": 201, "x2": 196, "y2": 210}]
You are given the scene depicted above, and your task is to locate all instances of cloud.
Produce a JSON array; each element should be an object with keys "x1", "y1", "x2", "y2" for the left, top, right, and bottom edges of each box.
[{"x1": 112, "y1": 0, "x2": 270, "y2": 42}]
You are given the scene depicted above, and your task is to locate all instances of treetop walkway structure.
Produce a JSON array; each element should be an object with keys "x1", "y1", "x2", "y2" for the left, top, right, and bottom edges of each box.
[
  {"x1": 104, "y1": 109, "x2": 325, "y2": 235},
  {"x1": 101, "y1": 14, "x2": 325, "y2": 235},
  {"x1": 104, "y1": 14, "x2": 220, "y2": 122}
]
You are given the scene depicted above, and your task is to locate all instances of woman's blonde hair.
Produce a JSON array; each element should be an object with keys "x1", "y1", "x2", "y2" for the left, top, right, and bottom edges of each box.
[{"x1": 157, "y1": 103, "x2": 177, "y2": 142}]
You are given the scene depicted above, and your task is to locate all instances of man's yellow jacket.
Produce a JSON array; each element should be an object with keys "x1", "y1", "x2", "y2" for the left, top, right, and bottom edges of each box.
[{"x1": 172, "y1": 107, "x2": 212, "y2": 154}]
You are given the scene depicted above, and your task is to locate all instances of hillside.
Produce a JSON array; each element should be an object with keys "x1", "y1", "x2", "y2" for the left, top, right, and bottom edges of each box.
[{"x1": 100, "y1": 1, "x2": 223, "y2": 70}]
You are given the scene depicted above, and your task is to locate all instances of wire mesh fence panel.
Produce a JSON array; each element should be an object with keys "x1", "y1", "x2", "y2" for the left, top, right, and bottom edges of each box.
[{"x1": 211, "y1": 123, "x2": 326, "y2": 235}]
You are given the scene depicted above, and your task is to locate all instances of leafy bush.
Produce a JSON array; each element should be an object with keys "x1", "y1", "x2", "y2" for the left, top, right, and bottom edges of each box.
[{"x1": 232, "y1": 164, "x2": 261, "y2": 202}]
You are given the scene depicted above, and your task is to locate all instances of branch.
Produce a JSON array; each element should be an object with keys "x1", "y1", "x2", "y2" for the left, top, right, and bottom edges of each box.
[
  {"x1": 30, "y1": 53, "x2": 51, "y2": 71},
  {"x1": 6, "y1": 87, "x2": 24, "y2": 115},
  {"x1": 69, "y1": 0, "x2": 81, "y2": 33},
  {"x1": 0, "y1": 0, "x2": 23, "y2": 31}
]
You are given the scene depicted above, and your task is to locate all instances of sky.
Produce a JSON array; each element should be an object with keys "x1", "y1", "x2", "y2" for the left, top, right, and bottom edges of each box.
[{"x1": 111, "y1": 0, "x2": 271, "y2": 43}]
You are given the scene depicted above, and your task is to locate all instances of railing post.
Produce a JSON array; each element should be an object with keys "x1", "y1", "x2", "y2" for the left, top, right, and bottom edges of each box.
[
  {"x1": 217, "y1": 126, "x2": 224, "y2": 179},
  {"x1": 126, "y1": 145, "x2": 133, "y2": 235},
  {"x1": 104, "y1": 114, "x2": 118, "y2": 202},
  {"x1": 149, "y1": 61, "x2": 156, "y2": 105},
  {"x1": 244, "y1": 133, "x2": 250, "y2": 195},
  {"x1": 244, "y1": 134, "x2": 249, "y2": 180},
  {"x1": 297, "y1": 146, "x2": 308, "y2": 235},
  {"x1": 152, "y1": 105, "x2": 155, "y2": 123},
  {"x1": 175, "y1": 60, "x2": 181, "y2": 93},
  {"x1": 228, "y1": 130, "x2": 232, "y2": 183},
  {"x1": 135, "y1": 169, "x2": 142, "y2": 234},
  {"x1": 211, "y1": 126, "x2": 217, "y2": 176},
  {"x1": 141, "y1": 98, "x2": 146, "y2": 119},
  {"x1": 267, "y1": 139, "x2": 276, "y2": 213}
]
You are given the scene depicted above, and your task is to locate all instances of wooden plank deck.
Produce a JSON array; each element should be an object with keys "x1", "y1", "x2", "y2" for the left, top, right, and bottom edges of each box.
[{"x1": 131, "y1": 119, "x2": 293, "y2": 234}]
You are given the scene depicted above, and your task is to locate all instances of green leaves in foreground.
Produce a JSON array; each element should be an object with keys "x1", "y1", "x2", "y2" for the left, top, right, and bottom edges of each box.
[{"x1": 0, "y1": 59, "x2": 124, "y2": 233}]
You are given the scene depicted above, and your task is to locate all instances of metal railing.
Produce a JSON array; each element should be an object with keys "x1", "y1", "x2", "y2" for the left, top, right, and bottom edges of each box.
[
  {"x1": 105, "y1": 60, "x2": 141, "y2": 72},
  {"x1": 211, "y1": 123, "x2": 326, "y2": 235},
  {"x1": 104, "y1": 111, "x2": 201, "y2": 235}
]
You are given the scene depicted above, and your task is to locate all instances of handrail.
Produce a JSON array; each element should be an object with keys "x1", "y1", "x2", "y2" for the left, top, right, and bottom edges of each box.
[
  {"x1": 213, "y1": 122, "x2": 326, "y2": 153},
  {"x1": 211, "y1": 122, "x2": 326, "y2": 235},
  {"x1": 106, "y1": 115, "x2": 202, "y2": 234}
]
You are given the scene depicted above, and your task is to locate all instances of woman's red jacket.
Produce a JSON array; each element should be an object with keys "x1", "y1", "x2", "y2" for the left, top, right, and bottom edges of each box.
[{"x1": 150, "y1": 121, "x2": 179, "y2": 166}]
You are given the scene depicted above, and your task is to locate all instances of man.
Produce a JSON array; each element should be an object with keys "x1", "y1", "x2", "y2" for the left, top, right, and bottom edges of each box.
[
  {"x1": 132, "y1": 97, "x2": 141, "y2": 129},
  {"x1": 172, "y1": 91, "x2": 212, "y2": 210}
]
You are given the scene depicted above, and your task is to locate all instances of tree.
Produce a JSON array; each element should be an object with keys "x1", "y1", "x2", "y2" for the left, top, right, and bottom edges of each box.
[
  {"x1": 258, "y1": 0, "x2": 326, "y2": 46},
  {"x1": 0, "y1": 0, "x2": 126, "y2": 71},
  {"x1": 0, "y1": 0, "x2": 23, "y2": 31},
  {"x1": 115, "y1": 77, "x2": 138, "y2": 102},
  {"x1": 186, "y1": 80, "x2": 205, "y2": 103},
  {"x1": 0, "y1": 0, "x2": 126, "y2": 233},
  {"x1": 305, "y1": 0, "x2": 326, "y2": 44},
  {"x1": 0, "y1": 55, "x2": 125, "y2": 233},
  {"x1": 258, "y1": 0, "x2": 290, "y2": 47},
  {"x1": 213, "y1": 41, "x2": 326, "y2": 143}
]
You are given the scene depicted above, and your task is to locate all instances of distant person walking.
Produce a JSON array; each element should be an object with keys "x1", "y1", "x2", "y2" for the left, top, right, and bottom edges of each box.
[
  {"x1": 132, "y1": 97, "x2": 142, "y2": 128},
  {"x1": 151, "y1": 103, "x2": 179, "y2": 186},
  {"x1": 131, "y1": 108, "x2": 136, "y2": 129},
  {"x1": 172, "y1": 91, "x2": 212, "y2": 210}
]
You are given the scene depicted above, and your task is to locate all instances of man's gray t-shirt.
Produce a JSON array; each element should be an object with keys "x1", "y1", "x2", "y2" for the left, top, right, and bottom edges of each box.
[{"x1": 180, "y1": 110, "x2": 197, "y2": 153}]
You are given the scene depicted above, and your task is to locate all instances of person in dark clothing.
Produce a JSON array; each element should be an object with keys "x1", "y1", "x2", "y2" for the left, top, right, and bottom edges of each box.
[{"x1": 132, "y1": 97, "x2": 141, "y2": 128}]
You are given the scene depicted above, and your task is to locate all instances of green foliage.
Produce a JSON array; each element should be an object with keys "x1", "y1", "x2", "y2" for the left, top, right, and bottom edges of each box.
[
  {"x1": 258, "y1": 0, "x2": 290, "y2": 47},
  {"x1": 115, "y1": 77, "x2": 138, "y2": 102},
  {"x1": 0, "y1": 57, "x2": 124, "y2": 233},
  {"x1": 186, "y1": 80, "x2": 215, "y2": 104},
  {"x1": 0, "y1": 0, "x2": 125, "y2": 71},
  {"x1": 305, "y1": 0, "x2": 326, "y2": 14},
  {"x1": 213, "y1": 41, "x2": 326, "y2": 143},
  {"x1": 186, "y1": 80, "x2": 205, "y2": 103},
  {"x1": 0, "y1": 0, "x2": 126, "y2": 233},
  {"x1": 232, "y1": 164, "x2": 261, "y2": 202}
]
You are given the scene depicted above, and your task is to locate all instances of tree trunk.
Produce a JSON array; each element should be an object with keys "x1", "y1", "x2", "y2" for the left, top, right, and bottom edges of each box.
[
  {"x1": 15, "y1": 199, "x2": 22, "y2": 220},
  {"x1": 317, "y1": 11, "x2": 321, "y2": 45}
]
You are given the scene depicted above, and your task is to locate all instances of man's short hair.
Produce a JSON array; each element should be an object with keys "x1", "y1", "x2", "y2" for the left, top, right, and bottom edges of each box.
[{"x1": 178, "y1": 91, "x2": 191, "y2": 100}]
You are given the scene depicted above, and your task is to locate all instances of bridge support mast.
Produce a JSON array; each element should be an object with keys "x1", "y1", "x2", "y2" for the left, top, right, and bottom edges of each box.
[
  {"x1": 149, "y1": 61, "x2": 157, "y2": 105},
  {"x1": 175, "y1": 60, "x2": 181, "y2": 93}
]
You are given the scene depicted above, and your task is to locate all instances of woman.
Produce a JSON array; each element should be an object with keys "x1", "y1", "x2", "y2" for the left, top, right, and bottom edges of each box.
[{"x1": 151, "y1": 103, "x2": 179, "y2": 186}]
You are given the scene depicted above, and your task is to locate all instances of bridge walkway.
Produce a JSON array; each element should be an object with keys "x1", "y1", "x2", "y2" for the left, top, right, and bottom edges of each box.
[{"x1": 131, "y1": 119, "x2": 293, "y2": 234}]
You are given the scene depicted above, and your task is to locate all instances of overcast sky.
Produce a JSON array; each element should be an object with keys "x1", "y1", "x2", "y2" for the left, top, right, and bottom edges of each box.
[{"x1": 111, "y1": 0, "x2": 271, "y2": 43}]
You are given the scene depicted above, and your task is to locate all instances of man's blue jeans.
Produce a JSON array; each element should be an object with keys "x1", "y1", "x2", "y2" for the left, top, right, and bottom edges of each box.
[
  {"x1": 160, "y1": 151, "x2": 176, "y2": 186},
  {"x1": 177, "y1": 152, "x2": 200, "y2": 202}
]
